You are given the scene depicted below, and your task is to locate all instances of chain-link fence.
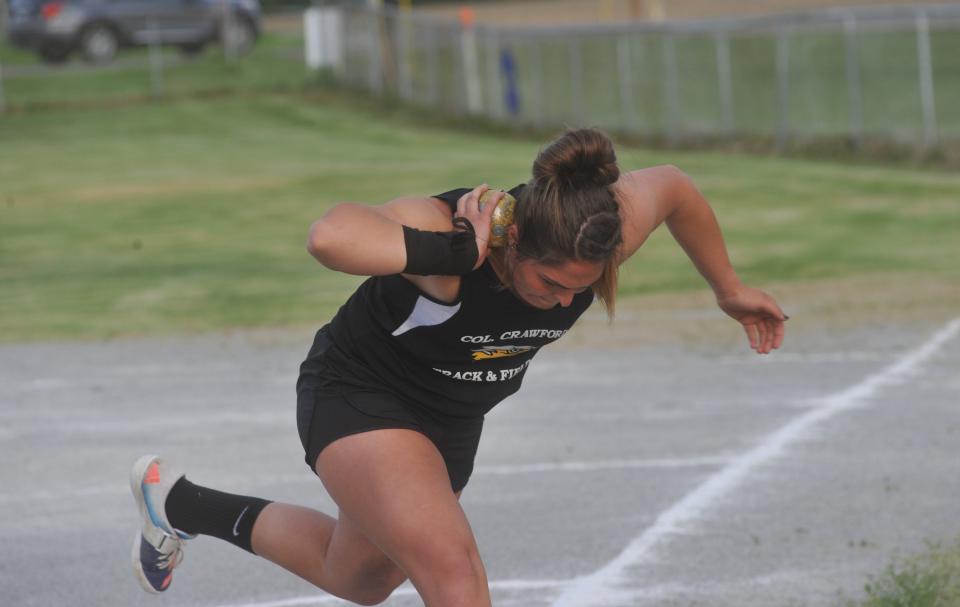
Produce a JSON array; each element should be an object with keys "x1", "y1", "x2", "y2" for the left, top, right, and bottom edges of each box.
[
  {"x1": 313, "y1": 3, "x2": 960, "y2": 151},
  {"x1": 5, "y1": 2, "x2": 959, "y2": 154}
]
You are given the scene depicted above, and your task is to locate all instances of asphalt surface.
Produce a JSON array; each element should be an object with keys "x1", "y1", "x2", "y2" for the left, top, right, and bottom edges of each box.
[{"x1": 2, "y1": 313, "x2": 958, "y2": 607}]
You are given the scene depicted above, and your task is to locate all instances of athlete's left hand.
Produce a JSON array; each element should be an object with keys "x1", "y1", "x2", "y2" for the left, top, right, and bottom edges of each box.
[
  {"x1": 717, "y1": 287, "x2": 787, "y2": 354},
  {"x1": 456, "y1": 184, "x2": 502, "y2": 270}
]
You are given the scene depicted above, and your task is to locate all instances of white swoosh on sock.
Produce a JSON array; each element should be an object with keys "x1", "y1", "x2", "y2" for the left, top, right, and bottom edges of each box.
[{"x1": 232, "y1": 506, "x2": 250, "y2": 537}]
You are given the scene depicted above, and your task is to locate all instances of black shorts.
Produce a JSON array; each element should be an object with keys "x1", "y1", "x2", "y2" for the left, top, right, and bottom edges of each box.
[{"x1": 296, "y1": 328, "x2": 484, "y2": 494}]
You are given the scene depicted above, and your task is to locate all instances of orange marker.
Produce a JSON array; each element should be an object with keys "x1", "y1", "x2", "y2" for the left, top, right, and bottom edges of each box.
[{"x1": 459, "y1": 6, "x2": 475, "y2": 28}]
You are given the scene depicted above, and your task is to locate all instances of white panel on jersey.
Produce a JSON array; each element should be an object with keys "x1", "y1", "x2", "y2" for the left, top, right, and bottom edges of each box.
[{"x1": 391, "y1": 296, "x2": 461, "y2": 337}]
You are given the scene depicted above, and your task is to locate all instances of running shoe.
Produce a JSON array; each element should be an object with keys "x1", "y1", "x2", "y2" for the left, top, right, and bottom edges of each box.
[{"x1": 129, "y1": 455, "x2": 194, "y2": 594}]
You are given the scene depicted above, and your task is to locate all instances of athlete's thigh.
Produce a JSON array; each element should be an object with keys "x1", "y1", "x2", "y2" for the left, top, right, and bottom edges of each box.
[{"x1": 315, "y1": 429, "x2": 478, "y2": 573}]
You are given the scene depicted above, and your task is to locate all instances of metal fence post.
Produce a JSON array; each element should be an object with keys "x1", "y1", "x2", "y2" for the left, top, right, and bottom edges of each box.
[
  {"x1": 486, "y1": 28, "x2": 502, "y2": 120},
  {"x1": 453, "y1": 22, "x2": 466, "y2": 114},
  {"x1": 380, "y1": 8, "x2": 398, "y2": 92},
  {"x1": 340, "y1": 7, "x2": 353, "y2": 86},
  {"x1": 0, "y1": 59, "x2": 6, "y2": 115},
  {"x1": 662, "y1": 32, "x2": 680, "y2": 144},
  {"x1": 529, "y1": 35, "x2": 545, "y2": 127},
  {"x1": 426, "y1": 21, "x2": 439, "y2": 108},
  {"x1": 460, "y1": 20, "x2": 482, "y2": 114},
  {"x1": 715, "y1": 29, "x2": 734, "y2": 135},
  {"x1": 331, "y1": 8, "x2": 346, "y2": 78},
  {"x1": 346, "y1": 21, "x2": 356, "y2": 86},
  {"x1": 617, "y1": 34, "x2": 638, "y2": 133},
  {"x1": 148, "y1": 21, "x2": 165, "y2": 99},
  {"x1": 304, "y1": 8, "x2": 322, "y2": 71},
  {"x1": 633, "y1": 34, "x2": 650, "y2": 137},
  {"x1": 843, "y1": 13, "x2": 863, "y2": 150},
  {"x1": 568, "y1": 35, "x2": 584, "y2": 125},
  {"x1": 915, "y1": 9, "x2": 938, "y2": 147},
  {"x1": 368, "y1": 9, "x2": 383, "y2": 95},
  {"x1": 775, "y1": 27, "x2": 791, "y2": 151},
  {"x1": 397, "y1": 10, "x2": 412, "y2": 100}
]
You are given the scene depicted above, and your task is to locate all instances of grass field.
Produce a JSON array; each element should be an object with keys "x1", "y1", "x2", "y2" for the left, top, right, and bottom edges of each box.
[
  {"x1": 0, "y1": 31, "x2": 306, "y2": 106},
  {"x1": 846, "y1": 537, "x2": 960, "y2": 607},
  {"x1": 1, "y1": 88, "x2": 959, "y2": 342}
]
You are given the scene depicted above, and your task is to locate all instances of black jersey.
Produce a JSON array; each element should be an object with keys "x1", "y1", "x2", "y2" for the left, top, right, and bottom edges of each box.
[{"x1": 300, "y1": 186, "x2": 594, "y2": 418}]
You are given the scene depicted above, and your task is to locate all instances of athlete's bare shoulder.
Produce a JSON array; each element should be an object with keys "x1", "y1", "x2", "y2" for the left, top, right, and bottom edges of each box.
[{"x1": 613, "y1": 165, "x2": 692, "y2": 263}]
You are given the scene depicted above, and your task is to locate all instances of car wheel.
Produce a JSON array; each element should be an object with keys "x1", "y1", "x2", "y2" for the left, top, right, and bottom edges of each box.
[
  {"x1": 39, "y1": 44, "x2": 71, "y2": 64},
  {"x1": 221, "y1": 16, "x2": 256, "y2": 56},
  {"x1": 79, "y1": 24, "x2": 119, "y2": 64}
]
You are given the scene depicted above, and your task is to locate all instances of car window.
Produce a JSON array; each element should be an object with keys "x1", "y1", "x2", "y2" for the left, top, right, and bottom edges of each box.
[
  {"x1": 9, "y1": 0, "x2": 40, "y2": 19},
  {"x1": 9, "y1": 0, "x2": 38, "y2": 12}
]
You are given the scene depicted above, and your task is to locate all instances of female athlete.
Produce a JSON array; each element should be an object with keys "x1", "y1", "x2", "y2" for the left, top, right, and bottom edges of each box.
[{"x1": 129, "y1": 128, "x2": 786, "y2": 606}]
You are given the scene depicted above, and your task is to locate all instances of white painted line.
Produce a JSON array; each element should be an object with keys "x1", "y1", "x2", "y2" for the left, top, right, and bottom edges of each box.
[
  {"x1": 212, "y1": 578, "x2": 571, "y2": 607},
  {"x1": 475, "y1": 455, "x2": 730, "y2": 475},
  {"x1": 1, "y1": 456, "x2": 730, "y2": 506},
  {"x1": 551, "y1": 318, "x2": 960, "y2": 607},
  {"x1": 715, "y1": 350, "x2": 891, "y2": 364}
]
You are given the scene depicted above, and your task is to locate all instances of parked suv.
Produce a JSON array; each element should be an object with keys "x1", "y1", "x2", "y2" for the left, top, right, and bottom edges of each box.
[{"x1": 6, "y1": 0, "x2": 262, "y2": 64}]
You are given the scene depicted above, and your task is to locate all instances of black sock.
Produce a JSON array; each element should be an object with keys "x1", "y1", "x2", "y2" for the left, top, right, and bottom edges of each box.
[{"x1": 165, "y1": 478, "x2": 272, "y2": 554}]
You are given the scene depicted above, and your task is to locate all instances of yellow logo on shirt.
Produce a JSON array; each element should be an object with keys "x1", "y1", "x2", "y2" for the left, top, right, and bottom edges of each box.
[{"x1": 471, "y1": 345, "x2": 535, "y2": 361}]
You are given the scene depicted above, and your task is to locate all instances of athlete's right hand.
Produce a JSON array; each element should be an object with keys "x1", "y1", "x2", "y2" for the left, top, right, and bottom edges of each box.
[{"x1": 456, "y1": 184, "x2": 502, "y2": 270}]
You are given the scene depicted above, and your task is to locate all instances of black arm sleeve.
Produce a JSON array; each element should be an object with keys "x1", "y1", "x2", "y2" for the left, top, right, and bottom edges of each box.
[{"x1": 402, "y1": 224, "x2": 478, "y2": 276}]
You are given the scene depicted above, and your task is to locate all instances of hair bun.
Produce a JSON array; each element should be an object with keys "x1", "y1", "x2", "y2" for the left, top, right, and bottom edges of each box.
[{"x1": 533, "y1": 128, "x2": 620, "y2": 190}]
